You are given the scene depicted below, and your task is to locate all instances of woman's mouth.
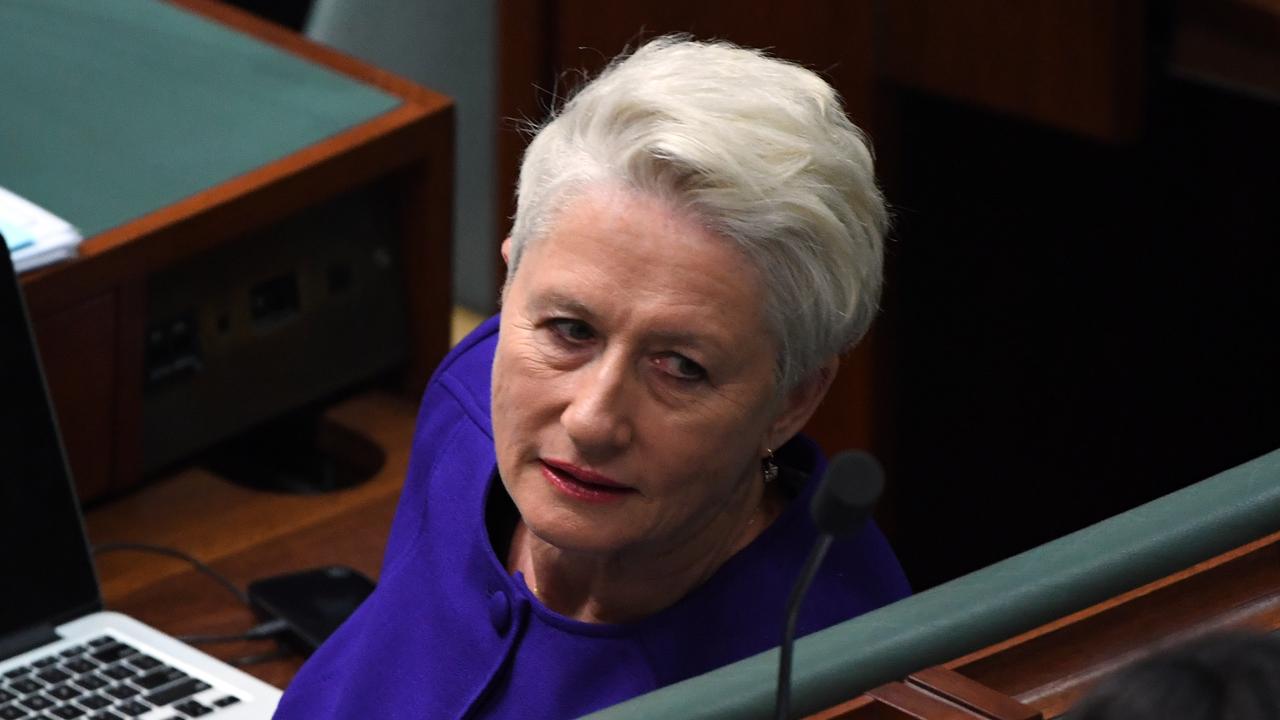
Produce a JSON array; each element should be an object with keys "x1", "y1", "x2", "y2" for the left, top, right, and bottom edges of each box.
[{"x1": 540, "y1": 459, "x2": 636, "y2": 504}]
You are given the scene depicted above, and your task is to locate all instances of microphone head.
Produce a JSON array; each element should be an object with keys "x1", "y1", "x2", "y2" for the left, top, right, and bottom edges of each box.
[{"x1": 810, "y1": 450, "x2": 884, "y2": 538}]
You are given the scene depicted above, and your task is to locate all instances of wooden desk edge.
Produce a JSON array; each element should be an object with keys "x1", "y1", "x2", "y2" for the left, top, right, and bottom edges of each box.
[
  {"x1": 22, "y1": 0, "x2": 455, "y2": 318},
  {"x1": 20, "y1": 0, "x2": 455, "y2": 498},
  {"x1": 809, "y1": 528, "x2": 1280, "y2": 719}
]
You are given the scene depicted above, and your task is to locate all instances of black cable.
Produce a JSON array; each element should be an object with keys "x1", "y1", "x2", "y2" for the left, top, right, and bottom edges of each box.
[
  {"x1": 177, "y1": 618, "x2": 290, "y2": 645},
  {"x1": 227, "y1": 647, "x2": 292, "y2": 667},
  {"x1": 91, "y1": 542, "x2": 250, "y2": 607},
  {"x1": 92, "y1": 542, "x2": 303, "y2": 666}
]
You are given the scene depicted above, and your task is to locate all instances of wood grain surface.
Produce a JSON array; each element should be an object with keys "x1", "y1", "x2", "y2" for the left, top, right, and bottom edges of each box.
[
  {"x1": 85, "y1": 390, "x2": 417, "y2": 689},
  {"x1": 809, "y1": 529, "x2": 1280, "y2": 719}
]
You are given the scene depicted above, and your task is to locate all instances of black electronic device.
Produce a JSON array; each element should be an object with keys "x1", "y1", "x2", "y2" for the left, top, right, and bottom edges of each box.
[
  {"x1": 247, "y1": 566, "x2": 376, "y2": 655},
  {"x1": 1, "y1": 236, "x2": 284, "y2": 713},
  {"x1": 0, "y1": 228, "x2": 101, "y2": 651},
  {"x1": 143, "y1": 181, "x2": 407, "y2": 492}
]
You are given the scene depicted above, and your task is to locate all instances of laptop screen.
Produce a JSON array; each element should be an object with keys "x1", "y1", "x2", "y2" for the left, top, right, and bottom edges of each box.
[{"x1": 0, "y1": 247, "x2": 101, "y2": 642}]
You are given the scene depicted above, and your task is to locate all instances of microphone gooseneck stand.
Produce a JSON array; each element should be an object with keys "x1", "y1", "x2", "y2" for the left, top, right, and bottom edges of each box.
[
  {"x1": 775, "y1": 533, "x2": 833, "y2": 720},
  {"x1": 774, "y1": 451, "x2": 885, "y2": 720}
]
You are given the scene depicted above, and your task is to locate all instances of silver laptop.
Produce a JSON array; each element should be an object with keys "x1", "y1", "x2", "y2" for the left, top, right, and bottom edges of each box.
[{"x1": 0, "y1": 244, "x2": 280, "y2": 719}]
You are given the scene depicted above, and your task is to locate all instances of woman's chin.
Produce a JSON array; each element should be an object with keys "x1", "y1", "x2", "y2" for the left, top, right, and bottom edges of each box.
[{"x1": 520, "y1": 506, "x2": 642, "y2": 557}]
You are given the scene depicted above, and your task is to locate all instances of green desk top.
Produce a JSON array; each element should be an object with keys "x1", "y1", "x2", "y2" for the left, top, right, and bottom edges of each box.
[{"x1": 0, "y1": 0, "x2": 401, "y2": 239}]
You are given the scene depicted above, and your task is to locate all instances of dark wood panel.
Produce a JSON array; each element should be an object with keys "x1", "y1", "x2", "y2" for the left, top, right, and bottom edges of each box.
[
  {"x1": 496, "y1": 0, "x2": 557, "y2": 253},
  {"x1": 808, "y1": 529, "x2": 1280, "y2": 719},
  {"x1": 812, "y1": 696, "x2": 923, "y2": 720},
  {"x1": 907, "y1": 668, "x2": 1041, "y2": 720},
  {"x1": 550, "y1": 0, "x2": 876, "y2": 120},
  {"x1": 806, "y1": 337, "x2": 877, "y2": 457},
  {"x1": 1172, "y1": 0, "x2": 1280, "y2": 100},
  {"x1": 112, "y1": 281, "x2": 146, "y2": 497},
  {"x1": 395, "y1": 117, "x2": 456, "y2": 394},
  {"x1": 33, "y1": 294, "x2": 118, "y2": 501},
  {"x1": 867, "y1": 682, "x2": 985, "y2": 719},
  {"x1": 958, "y1": 531, "x2": 1280, "y2": 717},
  {"x1": 880, "y1": 0, "x2": 1147, "y2": 142}
]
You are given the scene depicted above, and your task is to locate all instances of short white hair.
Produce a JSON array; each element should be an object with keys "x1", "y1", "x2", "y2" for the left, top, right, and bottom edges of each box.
[{"x1": 508, "y1": 36, "x2": 888, "y2": 391}]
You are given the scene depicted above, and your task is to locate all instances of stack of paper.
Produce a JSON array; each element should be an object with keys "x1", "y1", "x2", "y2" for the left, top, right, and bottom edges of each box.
[{"x1": 1, "y1": 186, "x2": 83, "y2": 273}]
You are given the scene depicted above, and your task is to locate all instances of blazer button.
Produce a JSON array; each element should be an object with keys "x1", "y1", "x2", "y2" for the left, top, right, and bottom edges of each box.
[{"x1": 488, "y1": 590, "x2": 511, "y2": 635}]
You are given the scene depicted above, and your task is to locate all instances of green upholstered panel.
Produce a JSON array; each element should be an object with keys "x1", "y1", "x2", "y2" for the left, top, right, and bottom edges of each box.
[
  {"x1": 0, "y1": 0, "x2": 400, "y2": 239},
  {"x1": 587, "y1": 447, "x2": 1280, "y2": 719}
]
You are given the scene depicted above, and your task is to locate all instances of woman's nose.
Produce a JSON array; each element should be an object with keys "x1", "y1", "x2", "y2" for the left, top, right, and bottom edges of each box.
[{"x1": 560, "y1": 354, "x2": 634, "y2": 455}]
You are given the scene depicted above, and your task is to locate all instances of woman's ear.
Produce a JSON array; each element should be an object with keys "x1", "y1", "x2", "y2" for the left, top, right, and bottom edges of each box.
[
  {"x1": 764, "y1": 357, "x2": 839, "y2": 452},
  {"x1": 501, "y1": 237, "x2": 513, "y2": 266}
]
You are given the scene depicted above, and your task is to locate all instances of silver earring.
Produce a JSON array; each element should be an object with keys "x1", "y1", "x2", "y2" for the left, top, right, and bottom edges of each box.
[{"x1": 762, "y1": 448, "x2": 779, "y2": 484}]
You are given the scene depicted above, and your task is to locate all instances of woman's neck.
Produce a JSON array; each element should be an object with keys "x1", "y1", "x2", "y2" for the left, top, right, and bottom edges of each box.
[{"x1": 506, "y1": 481, "x2": 785, "y2": 623}]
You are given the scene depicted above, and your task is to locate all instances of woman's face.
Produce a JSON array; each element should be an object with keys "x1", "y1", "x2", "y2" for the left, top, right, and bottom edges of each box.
[{"x1": 492, "y1": 187, "x2": 789, "y2": 559}]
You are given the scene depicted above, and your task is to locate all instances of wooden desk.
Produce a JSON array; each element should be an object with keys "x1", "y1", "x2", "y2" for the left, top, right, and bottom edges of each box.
[
  {"x1": 11, "y1": 0, "x2": 453, "y2": 503},
  {"x1": 807, "y1": 530, "x2": 1280, "y2": 719},
  {"x1": 85, "y1": 390, "x2": 418, "y2": 689}
]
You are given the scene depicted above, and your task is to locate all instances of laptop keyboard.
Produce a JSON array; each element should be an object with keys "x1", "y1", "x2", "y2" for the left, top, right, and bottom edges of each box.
[{"x1": 0, "y1": 636, "x2": 241, "y2": 719}]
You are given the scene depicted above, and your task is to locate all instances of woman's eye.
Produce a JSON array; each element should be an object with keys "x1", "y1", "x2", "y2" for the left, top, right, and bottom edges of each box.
[
  {"x1": 548, "y1": 318, "x2": 595, "y2": 343},
  {"x1": 654, "y1": 354, "x2": 706, "y2": 382}
]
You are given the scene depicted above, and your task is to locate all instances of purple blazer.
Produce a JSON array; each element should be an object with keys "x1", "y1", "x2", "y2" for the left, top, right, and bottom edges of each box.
[{"x1": 274, "y1": 315, "x2": 909, "y2": 719}]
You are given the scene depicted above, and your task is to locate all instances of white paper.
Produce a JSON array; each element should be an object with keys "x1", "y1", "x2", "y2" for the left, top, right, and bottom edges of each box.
[{"x1": 0, "y1": 186, "x2": 83, "y2": 273}]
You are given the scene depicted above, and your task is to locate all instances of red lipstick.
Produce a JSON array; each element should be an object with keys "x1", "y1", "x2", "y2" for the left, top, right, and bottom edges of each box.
[{"x1": 540, "y1": 459, "x2": 634, "y2": 504}]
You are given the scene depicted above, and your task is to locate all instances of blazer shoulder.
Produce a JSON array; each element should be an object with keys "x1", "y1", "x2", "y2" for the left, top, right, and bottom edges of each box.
[{"x1": 422, "y1": 314, "x2": 500, "y2": 437}]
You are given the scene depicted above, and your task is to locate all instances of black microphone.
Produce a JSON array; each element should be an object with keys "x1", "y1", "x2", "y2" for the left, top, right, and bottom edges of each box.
[{"x1": 775, "y1": 450, "x2": 885, "y2": 720}]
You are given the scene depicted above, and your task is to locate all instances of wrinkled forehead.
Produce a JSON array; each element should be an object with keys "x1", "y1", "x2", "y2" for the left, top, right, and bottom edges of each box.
[
  {"x1": 511, "y1": 187, "x2": 773, "y2": 340},
  {"x1": 511, "y1": 182, "x2": 754, "y2": 282},
  {"x1": 520, "y1": 186, "x2": 760, "y2": 294}
]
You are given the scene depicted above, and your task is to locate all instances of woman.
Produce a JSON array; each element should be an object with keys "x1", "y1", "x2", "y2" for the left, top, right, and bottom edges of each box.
[{"x1": 275, "y1": 37, "x2": 909, "y2": 719}]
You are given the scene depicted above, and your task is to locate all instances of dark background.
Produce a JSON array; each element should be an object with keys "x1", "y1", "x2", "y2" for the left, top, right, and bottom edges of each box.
[{"x1": 885, "y1": 79, "x2": 1280, "y2": 587}]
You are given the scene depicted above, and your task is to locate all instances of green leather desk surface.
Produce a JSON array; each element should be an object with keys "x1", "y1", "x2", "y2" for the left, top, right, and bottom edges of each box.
[
  {"x1": 0, "y1": 0, "x2": 400, "y2": 239},
  {"x1": 588, "y1": 446, "x2": 1280, "y2": 719}
]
